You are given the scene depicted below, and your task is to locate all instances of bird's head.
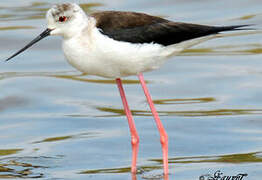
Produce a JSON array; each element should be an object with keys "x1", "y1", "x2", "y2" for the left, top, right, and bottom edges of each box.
[
  {"x1": 47, "y1": 3, "x2": 88, "y2": 38},
  {"x1": 6, "y1": 3, "x2": 88, "y2": 61}
]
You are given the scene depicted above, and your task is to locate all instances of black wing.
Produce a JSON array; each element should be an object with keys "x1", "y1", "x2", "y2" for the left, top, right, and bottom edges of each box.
[{"x1": 91, "y1": 11, "x2": 248, "y2": 46}]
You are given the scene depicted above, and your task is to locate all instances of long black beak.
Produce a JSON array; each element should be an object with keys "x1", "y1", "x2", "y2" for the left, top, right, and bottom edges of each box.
[{"x1": 5, "y1": 28, "x2": 52, "y2": 62}]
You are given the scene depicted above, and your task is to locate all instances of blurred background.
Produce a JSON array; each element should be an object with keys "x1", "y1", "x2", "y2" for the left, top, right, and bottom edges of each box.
[{"x1": 0, "y1": 0, "x2": 262, "y2": 179}]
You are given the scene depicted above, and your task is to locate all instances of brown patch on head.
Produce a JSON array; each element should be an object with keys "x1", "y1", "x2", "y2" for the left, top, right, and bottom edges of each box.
[
  {"x1": 60, "y1": 3, "x2": 71, "y2": 12},
  {"x1": 51, "y1": 3, "x2": 74, "y2": 18}
]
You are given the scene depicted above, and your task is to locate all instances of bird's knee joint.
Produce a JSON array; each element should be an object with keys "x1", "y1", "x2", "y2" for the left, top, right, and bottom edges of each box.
[
  {"x1": 160, "y1": 134, "x2": 168, "y2": 145},
  {"x1": 131, "y1": 136, "x2": 139, "y2": 146}
]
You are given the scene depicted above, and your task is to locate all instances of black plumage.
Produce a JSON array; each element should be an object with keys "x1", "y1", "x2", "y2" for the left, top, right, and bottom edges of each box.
[{"x1": 91, "y1": 11, "x2": 248, "y2": 46}]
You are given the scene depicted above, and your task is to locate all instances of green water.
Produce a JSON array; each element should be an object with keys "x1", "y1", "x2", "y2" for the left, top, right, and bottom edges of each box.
[{"x1": 0, "y1": 0, "x2": 262, "y2": 179}]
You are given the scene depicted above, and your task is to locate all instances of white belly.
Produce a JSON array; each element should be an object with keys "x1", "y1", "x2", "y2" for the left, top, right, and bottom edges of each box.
[
  {"x1": 62, "y1": 27, "x2": 216, "y2": 78},
  {"x1": 61, "y1": 21, "x2": 222, "y2": 79},
  {"x1": 62, "y1": 29, "x2": 177, "y2": 78}
]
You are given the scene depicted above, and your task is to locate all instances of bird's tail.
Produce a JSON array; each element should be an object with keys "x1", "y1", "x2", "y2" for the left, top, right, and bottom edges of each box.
[
  {"x1": 165, "y1": 24, "x2": 253, "y2": 57},
  {"x1": 163, "y1": 24, "x2": 254, "y2": 57},
  {"x1": 215, "y1": 24, "x2": 254, "y2": 33}
]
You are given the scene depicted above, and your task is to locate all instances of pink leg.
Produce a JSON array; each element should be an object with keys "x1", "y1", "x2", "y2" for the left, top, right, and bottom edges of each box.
[
  {"x1": 116, "y1": 78, "x2": 139, "y2": 174},
  {"x1": 138, "y1": 73, "x2": 169, "y2": 175}
]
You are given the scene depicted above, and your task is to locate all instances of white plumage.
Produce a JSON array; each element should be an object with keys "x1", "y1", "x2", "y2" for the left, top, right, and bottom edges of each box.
[
  {"x1": 46, "y1": 4, "x2": 219, "y2": 78},
  {"x1": 63, "y1": 21, "x2": 168, "y2": 78}
]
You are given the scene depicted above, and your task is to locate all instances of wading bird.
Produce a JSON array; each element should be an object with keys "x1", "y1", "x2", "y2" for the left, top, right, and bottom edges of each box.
[{"x1": 6, "y1": 3, "x2": 250, "y2": 175}]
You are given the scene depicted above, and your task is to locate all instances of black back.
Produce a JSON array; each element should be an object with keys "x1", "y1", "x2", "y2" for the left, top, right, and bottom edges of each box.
[{"x1": 91, "y1": 11, "x2": 248, "y2": 46}]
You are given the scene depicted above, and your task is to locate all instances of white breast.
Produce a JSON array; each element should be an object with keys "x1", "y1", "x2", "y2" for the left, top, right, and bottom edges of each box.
[
  {"x1": 62, "y1": 25, "x2": 179, "y2": 78},
  {"x1": 62, "y1": 18, "x2": 218, "y2": 78}
]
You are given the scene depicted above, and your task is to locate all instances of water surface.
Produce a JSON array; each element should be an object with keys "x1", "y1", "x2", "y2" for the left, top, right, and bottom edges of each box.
[{"x1": 0, "y1": 0, "x2": 262, "y2": 179}]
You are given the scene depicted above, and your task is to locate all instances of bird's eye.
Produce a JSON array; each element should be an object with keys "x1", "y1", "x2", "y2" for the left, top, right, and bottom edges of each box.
[{"x1": 59, "y1": 16, "x2": 67, "y2": 22}]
